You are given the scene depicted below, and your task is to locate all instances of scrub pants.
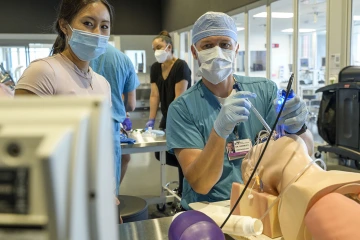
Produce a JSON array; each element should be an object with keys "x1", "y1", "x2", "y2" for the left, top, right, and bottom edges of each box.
[{"x1": 113, "y1": 121, "x2": 121, "y2": 194}]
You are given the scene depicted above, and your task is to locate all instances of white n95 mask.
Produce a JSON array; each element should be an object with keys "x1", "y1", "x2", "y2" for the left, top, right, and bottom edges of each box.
[
  {"x1": 195, "y1": 45, "x2": 235, "y2": 85},
  {"x1": 154, "y1": 44, "x2": 169, "y2": 63}
]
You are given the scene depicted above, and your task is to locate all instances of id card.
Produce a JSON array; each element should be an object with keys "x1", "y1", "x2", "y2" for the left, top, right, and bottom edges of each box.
[{"x1": 227, "y1": 139, "x2": 252, "y2": 161}]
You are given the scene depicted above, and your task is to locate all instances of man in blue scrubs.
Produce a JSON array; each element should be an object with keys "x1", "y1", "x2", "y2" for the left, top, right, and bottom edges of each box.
[
  {"x1": 90, "y1": 44, "x2": 140, "y2": 194},
  {"x1": 166, "y1": 12, "x2": 313, "y2": 210}
]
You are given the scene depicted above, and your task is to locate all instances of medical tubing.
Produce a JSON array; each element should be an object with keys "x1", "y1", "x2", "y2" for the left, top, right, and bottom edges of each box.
[
  {"x1": 220, "y1": 74, "x2": 294, "y2": 229},
  {"x1": 247, "y1": 100, "x2": 272, "y2": 133}
]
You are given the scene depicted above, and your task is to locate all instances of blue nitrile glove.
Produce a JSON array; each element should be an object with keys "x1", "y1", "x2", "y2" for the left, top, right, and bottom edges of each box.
[
  {"x1": 214, "y1": 91, "x2": 256, "y2": 139},
  {"x1": 145, "y1": 119, "x2": 155, "y2": 129},
  {"x1": 273, "y1": 95, "x2": 308, "y2": 134},
  {"x1": 120, "y1": 133, "x2": 136, "y2": 144},
  {"x1": 122, "y1": 117, "x2": 132, "y2": 131}
]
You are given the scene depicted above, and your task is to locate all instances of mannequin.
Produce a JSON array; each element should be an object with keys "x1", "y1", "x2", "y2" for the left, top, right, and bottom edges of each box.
[{"x1": 231, "y1": 135, "x2": 360, "y2": 240}]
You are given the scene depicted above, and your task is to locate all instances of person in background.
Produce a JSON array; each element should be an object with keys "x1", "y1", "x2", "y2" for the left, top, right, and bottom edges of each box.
[
  {"x1": 15, "y1": 0, "x2": 113, "y2": 101},
  {"x1": 90, "y1": 44, "x2": 140, "y2": 194},
  {"x1": 166, "y1": 12, "x2": 313, "y2": 210},
  {"x1": 146, "y1": 30, "x2": 192, "y2": 196},
  {"x1": 14, "y1": 0, "x2": 120, "y2": 204}
]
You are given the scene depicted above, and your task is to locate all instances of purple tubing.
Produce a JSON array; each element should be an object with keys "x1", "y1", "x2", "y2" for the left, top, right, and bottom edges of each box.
[{"x1": 168, "y1": 210, "x2": 225, "y2": 240}]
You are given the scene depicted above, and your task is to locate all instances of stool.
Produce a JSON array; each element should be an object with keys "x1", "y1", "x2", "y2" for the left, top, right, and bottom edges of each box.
[{"x1": 118, "y1": 195, "x2": 148, "y2": 223}]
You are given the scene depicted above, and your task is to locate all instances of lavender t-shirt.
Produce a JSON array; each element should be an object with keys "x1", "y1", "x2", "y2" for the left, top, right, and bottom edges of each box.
[{"x1": 16, "y1": 54, "x2": 111, "y2": 103}]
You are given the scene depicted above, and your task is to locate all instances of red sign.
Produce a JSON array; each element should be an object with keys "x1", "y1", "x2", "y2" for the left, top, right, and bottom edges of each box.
[{"x1": 272, "y1": 43, "x2": 279, "y2": 48}]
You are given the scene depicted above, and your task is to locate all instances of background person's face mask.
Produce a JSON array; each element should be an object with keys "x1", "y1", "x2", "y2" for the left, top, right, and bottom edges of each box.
[
  {"x1": 154, "y1": 44, "x2": 169, "y2": 63},
  {"x1": 68, "y1": 25, "x2": 109, "y2": 61},
  {"x1": 194, "y1": 45, "x2": 235, "y2": 85}
]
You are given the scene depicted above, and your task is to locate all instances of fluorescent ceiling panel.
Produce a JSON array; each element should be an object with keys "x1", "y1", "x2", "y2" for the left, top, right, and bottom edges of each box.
[
  {"x1": 253, "y1": 12, "x2": 294, "y2": 18},
  {"x1": 281, "y1": 28, "x2": 316, "y2": 33}
]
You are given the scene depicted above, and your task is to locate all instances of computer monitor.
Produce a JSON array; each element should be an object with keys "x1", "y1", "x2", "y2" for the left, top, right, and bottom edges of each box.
[
  {"x1": 0, "y1": 125, "x2": 74, "y2": 240},
  {"x1": 0, "y1": 97, "x2": 118, "y2": 240},
  {"x1": 300, "y1": 58, "x2": 309, "y2": 68}
]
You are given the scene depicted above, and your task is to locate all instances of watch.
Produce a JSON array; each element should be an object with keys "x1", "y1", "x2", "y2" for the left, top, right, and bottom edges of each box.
[{"x1": 285, "y1": 124, "x2": 307, "y2": 136}]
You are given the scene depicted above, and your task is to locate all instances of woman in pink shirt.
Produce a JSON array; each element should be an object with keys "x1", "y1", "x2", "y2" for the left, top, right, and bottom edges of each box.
[
  {"x1": 14, "y1": 0, "x2": 123, "y2": 221},
  {"x1": 15, "y1": 0, "x2": 113, "y2": 100}
]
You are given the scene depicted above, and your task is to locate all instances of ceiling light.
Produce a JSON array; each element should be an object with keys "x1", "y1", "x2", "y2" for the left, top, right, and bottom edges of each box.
[
  {"x1": 237, "y1": 27, "x2": 245, "y2": 31},
  {"x1": 353, "y1": 15, "x2": 360, "y2": 21},
  {"x1": 253, "y1": 12, "x2": 294, "y2": 18},
  {"x1": 281, "y1": 28, "x2": 316, "y2": 33}
]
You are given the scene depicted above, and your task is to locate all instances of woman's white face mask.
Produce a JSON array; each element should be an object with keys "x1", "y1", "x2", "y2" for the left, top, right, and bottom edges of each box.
[
  {"x1": 194, "y1": 45, "x2": 236, "y2": 85},
  {"x1": 154, "y1": 44, "x2": 170, "y2": 63}
]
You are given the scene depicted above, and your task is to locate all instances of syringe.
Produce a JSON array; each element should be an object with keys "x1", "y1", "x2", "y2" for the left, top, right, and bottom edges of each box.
[
  {"x1": 233, "y1": 83, "x2": 271, "y2": 133},
  {"x1": 247, "y1": 101, "x2": 271, "y2": 132}
]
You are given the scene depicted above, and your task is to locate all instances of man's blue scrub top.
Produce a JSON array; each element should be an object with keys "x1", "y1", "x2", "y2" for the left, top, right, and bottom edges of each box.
[{"x1": 166, "y1": 74, "x2": 278, "y2": 209}]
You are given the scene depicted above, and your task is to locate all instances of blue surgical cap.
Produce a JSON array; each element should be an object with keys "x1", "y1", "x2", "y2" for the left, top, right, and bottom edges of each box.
[{"x1": 192, "y1": 11, "x2": 237, "y2": 44}]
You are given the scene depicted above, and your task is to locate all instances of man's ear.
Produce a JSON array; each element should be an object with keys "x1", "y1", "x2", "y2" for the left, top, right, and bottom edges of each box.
[
  {"x1": 59, "y1": 19, "x2": 69, "y2": 37},
  {"x1": 191, "y1": 45, "x2": 198, "y2": 60},
  {"x1": 235, "y1": 43, "x2": 239, "y2": 55}
]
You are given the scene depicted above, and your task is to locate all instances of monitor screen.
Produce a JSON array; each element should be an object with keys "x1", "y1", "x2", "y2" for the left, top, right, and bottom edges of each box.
[
  {"x1": 0, "y1": 97, "x2": 118, "y2": 240},
  {"x1": 300, "y1": 58, "x2": 309, "y2": 68}
]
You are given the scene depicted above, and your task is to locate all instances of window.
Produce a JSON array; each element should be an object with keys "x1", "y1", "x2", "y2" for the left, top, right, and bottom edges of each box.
[
  {"x1": 0, "y1": 46, "x2": 27, "y2": 82},
  {"x1": 233, "y1": 13, "x2": 245, "y2": 76},
  {"x1": 270, "y1": 0, "x2": 294, "y2": 89},
  {"x1": 124, "y1": 50, "x2": 146, "y2": 73},
  {"x1": 28, "y1": 43, "x2": 52, "y2": 63},
  {"x1": 0, "y1": 43, "x2": 54, "y2": 82},
  {"x1": 351, "y1": 0, "x2": 360, "y2": 65},
  {"x1": 298, "y1": 0, "x2": 327, "y2": 99},
  {"x1": 249, "y1": 6, "x2": 267, "y2": 77},
  {"x1": 180, "y1": 31, "x2": 191, "y2": 66}
]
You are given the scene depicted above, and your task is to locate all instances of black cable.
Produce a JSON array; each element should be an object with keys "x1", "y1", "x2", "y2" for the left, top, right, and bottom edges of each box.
[{"x1": 220, "y1": 73, "x2": 294, "y2": 229}]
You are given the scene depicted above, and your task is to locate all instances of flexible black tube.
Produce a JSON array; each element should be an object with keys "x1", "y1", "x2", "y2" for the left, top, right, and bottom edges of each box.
[{"x1": 220, "y1": 73, "x2": 294, "y2": 229}]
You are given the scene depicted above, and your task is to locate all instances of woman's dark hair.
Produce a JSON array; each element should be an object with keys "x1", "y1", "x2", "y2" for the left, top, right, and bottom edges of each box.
[
  {"x1": 154, "y1": 30, "x2": 174, "y2": 54},
  {"x1": 51, "y1": 0, "x2": 114, "y2": 55}
]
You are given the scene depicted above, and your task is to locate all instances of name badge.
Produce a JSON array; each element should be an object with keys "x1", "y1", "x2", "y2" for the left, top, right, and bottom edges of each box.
[{"x1": 227, "y1": 139, "x2": 252, "y2": 161}]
